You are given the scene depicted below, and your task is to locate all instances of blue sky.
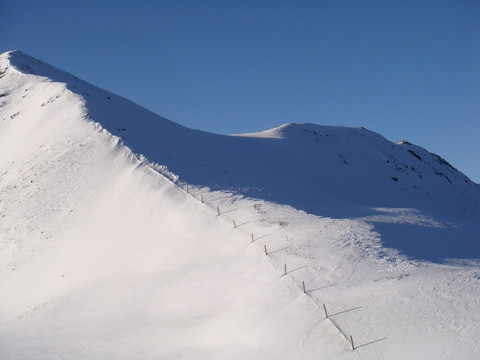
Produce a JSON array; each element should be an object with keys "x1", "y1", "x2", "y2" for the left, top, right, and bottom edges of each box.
[{"x1": 1, "y1": 1, "x2": 479, "y2": 182}]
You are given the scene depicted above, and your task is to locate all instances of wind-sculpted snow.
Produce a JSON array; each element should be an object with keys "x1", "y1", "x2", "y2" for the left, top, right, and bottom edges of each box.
[
  {"x1": 1, "y1": 50, "x2": 479, "y2": 359},
  {"x1": 4, "y1": 52, "x2": 479, "y2": 219},
  {"x1": 5, "y1": 50, "x2": 479, "y2": 263}
]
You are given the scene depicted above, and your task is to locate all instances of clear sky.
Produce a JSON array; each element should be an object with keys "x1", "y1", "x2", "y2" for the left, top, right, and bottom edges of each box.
[{"x1": 1, "y1": 0, "x2": 479, "y2": 182}]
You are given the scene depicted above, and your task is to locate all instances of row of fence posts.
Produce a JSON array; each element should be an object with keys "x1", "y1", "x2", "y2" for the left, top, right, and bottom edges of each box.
[{"x1": 181, "y1": 183, "x2": 358, "y2": 352}]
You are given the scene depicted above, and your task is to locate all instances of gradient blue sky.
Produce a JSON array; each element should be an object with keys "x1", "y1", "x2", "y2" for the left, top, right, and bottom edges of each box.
[{"x1": 1, "y1": 1, "x2": 479, "y2": 182}]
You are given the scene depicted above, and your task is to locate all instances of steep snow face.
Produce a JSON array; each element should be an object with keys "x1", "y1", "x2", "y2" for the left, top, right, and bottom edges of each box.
[
  {"x1": 2, "y1": 50, "x2": 478, "y2": 263},
  {"x1": 0, "y1": 50, "x2": 346, "y2": 360},
  {"x1": 1, "y1": 50, "x2": 480, "y2": 360},
  {"x1": 2, "y1": 51, "x2": 479, "y2": 223}
]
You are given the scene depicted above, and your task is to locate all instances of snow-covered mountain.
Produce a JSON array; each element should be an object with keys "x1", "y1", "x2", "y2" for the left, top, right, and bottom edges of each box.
[{"x1": 1, "y1": 50, "x2": 479, "y2": 359}]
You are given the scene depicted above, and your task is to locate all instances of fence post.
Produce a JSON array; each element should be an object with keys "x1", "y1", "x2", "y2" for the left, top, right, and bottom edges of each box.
[
  {"x1": 350, "y1": 335, "x2": 355, "y2": 350},
  {"x1": 233, "y1": 219, "x2": 237, "y2": 228},
  {"x1": 201, "y1": 194, "x2": 204, "y2": 203},
  {"x1": 284, "y1": 264, "x2": 287, "y2": 275},
  {"x1": 251, "y1": 233, "x2": 254, "y2": 242},
  {"x1": 323, "y1": 304, "x2": 328, "y2": 318},
  {"x1": 217, "y1": 207, "x2": 220, "y2": 216},
  {"x1": 302, "y1": 281, "x2": 306, "y2": 293},
  {"x1": 264, "y1": 245, "x2": 268, "y2": 255}
]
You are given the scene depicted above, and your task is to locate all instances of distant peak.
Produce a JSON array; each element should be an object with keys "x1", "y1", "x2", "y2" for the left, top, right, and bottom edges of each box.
[
  {"x1": 1, "y1": 50, "x2": 31, "y2": 64},
  {"x1": 0, "y1": 49, "x2": 21, "y2": 57},
  {"x1": 231, "y1": 123, "x2": 380, "y2": 140},
  {"x1": 0, "y1": 50, "x2": 71, "y2": 82},
  {"x1": 230, "y1": 123, "x2": 291, "y2": 139}
]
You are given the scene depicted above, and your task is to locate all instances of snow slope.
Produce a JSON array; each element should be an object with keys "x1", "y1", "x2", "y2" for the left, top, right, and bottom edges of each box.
[{"x1": 0, "y1": 50, "x2": 479, "y2": 359}]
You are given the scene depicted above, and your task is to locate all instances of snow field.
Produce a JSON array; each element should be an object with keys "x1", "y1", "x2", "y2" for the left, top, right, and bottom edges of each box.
[
  {"x1": 0, "y1": 145, "x2": 359, "y2": 359},
  {"x1": 1, "y1": 50, "x2": 480, "y2": 359},
  {"x1": 184, "y1": 187, "x2": 480, "y2": 360},
  {"x1": 0, "y1": 67, "x2": 348, "y2": 358}
]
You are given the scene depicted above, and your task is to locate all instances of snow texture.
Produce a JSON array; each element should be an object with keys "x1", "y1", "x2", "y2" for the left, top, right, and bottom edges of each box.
[{"x1": 1, "y1": 50, "x2": 479, "y2": 359}]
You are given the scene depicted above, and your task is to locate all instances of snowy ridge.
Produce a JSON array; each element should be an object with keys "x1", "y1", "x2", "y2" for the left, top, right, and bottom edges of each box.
[
  {"x1": 1, "y1": 50, "x2": 479, "y2": 359},
  {"x1": 2, "y1": 51, "x2": 478, "y2": 221}
]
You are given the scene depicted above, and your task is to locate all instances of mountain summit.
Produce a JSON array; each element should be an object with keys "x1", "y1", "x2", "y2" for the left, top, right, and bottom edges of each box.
[{"x1": 1, "y1": 50, "x2": 479, "y2": 359}]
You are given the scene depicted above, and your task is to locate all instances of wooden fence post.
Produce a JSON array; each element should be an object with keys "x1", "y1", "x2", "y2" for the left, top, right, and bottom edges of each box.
[
  {"x1": 323, "y1": 304, "x2": 328, "y2": 318},
  {"x1": 233, "y1": 219, "x2": 237, "y2": 228},
  {"x1": 302, "y1": 281, "x2": 306, "y2": 293},
  {"x1": 264, "y1": 245, "x2": 268, "y2": 255},
  {"x1": 350, "y1": 335, "x2": 355, "y2": 350},
  {"x1": 251, "y1": 233, "x2": 254, "y2": 242},
  {"x1": 284, "y1": 264, "x2": 287, "y2": 275},
  {"x1": 201, "y1": 194, "x2": 204, "y2": 203},
  {"x1": 217, "y1": 207, "x2": 220, "y2": 215}
]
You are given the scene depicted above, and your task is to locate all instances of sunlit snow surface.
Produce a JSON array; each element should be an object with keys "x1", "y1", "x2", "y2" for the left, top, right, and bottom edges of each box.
[{"x1": 1, "y1": 50, "x2": 479, "y2": 359}]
